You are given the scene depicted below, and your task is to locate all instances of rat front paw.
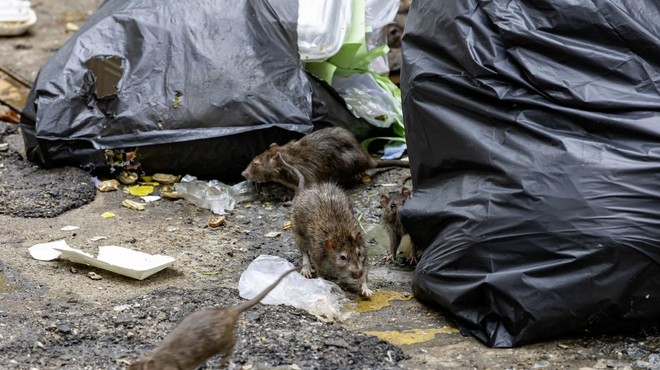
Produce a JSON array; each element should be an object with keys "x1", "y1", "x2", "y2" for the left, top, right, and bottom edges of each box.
[{"x1": 301, "y1": 265, "x2": 314, "y2": 278}]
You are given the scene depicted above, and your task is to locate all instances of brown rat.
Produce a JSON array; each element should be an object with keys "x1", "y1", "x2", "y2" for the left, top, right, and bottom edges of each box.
[
  {"x1": 380, "y1": 186, "x2": 419, "y2": 264},
  {"x1": 129, "y1": 265, "x2": 300, "y2": 370},
  {"x1": 241, "y1": 127, "x2": 408, "y2": 190},
  {"x1": 277, "y1": 152, "x2": 373, "y2": 297}
]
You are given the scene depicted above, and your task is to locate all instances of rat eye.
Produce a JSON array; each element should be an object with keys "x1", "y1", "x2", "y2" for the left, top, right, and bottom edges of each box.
[
  {"x1": 390, "y1": 203, "x2": 397, "y2": 209},
  {"x1": 340, "y1": 254, "x2": 348, "y2": 261}
]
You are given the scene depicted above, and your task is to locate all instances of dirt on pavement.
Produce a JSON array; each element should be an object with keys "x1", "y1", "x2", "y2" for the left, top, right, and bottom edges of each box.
[{"x1": 1, "y1": 1, "x2": 659, "y2": 370}]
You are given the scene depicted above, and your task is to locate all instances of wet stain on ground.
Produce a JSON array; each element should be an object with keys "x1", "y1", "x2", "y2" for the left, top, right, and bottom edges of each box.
[
  {"x1": 364, "y1": 327, "x2": 461, "y2": 346},
  {"x1": 0, "y1": 273, "x2": 19, "y2": 294}
]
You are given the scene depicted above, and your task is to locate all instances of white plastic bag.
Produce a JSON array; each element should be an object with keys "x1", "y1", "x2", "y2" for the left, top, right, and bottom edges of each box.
[
  {"x1": 297, "y1": 0, "x2": 352, "y2": 62},
  {"x1": 238, "y1": 255, "x2": 349, "y2": 322}
]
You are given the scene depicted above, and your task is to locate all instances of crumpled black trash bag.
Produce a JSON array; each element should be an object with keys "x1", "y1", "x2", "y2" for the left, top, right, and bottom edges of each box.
[
  {"x1": 20, "y1": 0, "x2": 369, "y2": 181},
  {"x1": 401, "y1": 0, "x2": 660, "y2": 347}
]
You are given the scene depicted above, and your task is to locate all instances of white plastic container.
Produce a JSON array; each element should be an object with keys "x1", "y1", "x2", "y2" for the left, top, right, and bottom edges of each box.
[{"x1": 0, "y1": 0, "x2": 37, "y2": 36}]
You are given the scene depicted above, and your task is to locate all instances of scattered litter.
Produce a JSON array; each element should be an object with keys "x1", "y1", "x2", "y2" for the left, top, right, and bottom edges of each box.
[
  {"x1": 265, "y1": 231, "x2": 281, "y2": 238},
  {"x1": 363, "y1": 327, "x2": 460, "y2": 346},
  {"x1": 87, "y1": 271, "x2": 102, "y2": 280},
  {"x1": 101, "y1": 212, "x2": 116, "y2": 218},
  {"x1": 125, "y1": 185, "x2": 154, "y2": 197},
  {"x1": 558, "y1": 343, "x2": 570, "y2": 349},
  {"x1": 140, "y1": 195, "x2": 161, "y2": 203},
  {"x1": 355, "y1": 290, "x2": 413, "y2": 313},
  {"x1": 382, "y1": 142, "x2": 408, "y2": 160},
  {"x1": 230, "y1": 180, "x2": 258, "y2": 203},
  {"x1": 28, "y1": 240, "x2": 71, "y2": 261},
  {"x1": 0, "y1": 105, "x2": 19, "y2": 123},
  {"x1": 121, "y1": 199, "x2": 145, "y2": 211},
  {"x1": 238, "y1": 255, "x2": 349, "y2": 322},
  {"x1": 160, "y1": 185, "x2": 181, "y2": 200},
  {"x1": 96, "y1": 179, "x2": 120, "y2": 192},
  {"x1": 152, "y1": 173, "x2": 180, "y2": 184},
  {"x1": 65, "y1": 22, "x2": 80, "y2": 33},
  {"x1": 60, "y1": 225, "x2": 80, "y2": 231},
  {"x1": 207, "y1": 216, "x2": 225, "y2": 228},
  {"x1": 89, "y1": 236, "x2": 107, "y2": 242},
  {"x1": 113, "y1": 304, "x2": 131, "y2": 312},
  {"x1": 0, "y1": 65, "x2": 31, "y2": 121},
  {"x1": 174, "y1": 175, "x2": 236, "y2": 215},
  {"x1": 117, "y1": 170, "x2": 138, "y2": 185},
  {"x1": 282, "y1": 221, "x2": 292, "y2": 230},
  {"x1": 0, "y1": 0, "x2": 37, "y2": 36},
  {"x1": 0, "y1": 143, "x2": 8, "y2": 152},
  {"x1": 53, "y1": 245, "x2": 176, "y2": 280}
]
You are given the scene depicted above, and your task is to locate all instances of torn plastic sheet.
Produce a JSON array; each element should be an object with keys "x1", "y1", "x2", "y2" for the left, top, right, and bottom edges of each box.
[
  {"x1": 402, "y1": 0, "x2": 660, "y2": 347},
  {"x1": 20, "y1": 0, "x2": 371, "y2": 182}
]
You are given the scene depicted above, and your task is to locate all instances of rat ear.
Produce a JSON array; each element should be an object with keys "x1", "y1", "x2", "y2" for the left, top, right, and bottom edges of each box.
[
  {"x1": 352, "y1": 232, "x2": 363, "y2": 245},
  {"x1": 324, "y1": 240, "x2": 335, "y2": 251},
  {"x1": 379, "y1": 194, "x2": 390, "y2": 208},
  {"x1": 401, "y1": 187, "x2": 411, "y2": 198},
  {"x1": 269, "y1": 142, "x2": 278, "y2": 148},
  {"x1": 267, "y1": 146, "x2": 280, "y2": 160}
]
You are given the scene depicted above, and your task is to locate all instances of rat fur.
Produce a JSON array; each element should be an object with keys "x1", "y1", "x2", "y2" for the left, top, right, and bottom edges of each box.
[
  {"x1": 129, "y1": 266, "x2": 299, "y2": 370},
  {"x1": 241, "y1": 127, "x2": 408, "y2": 190},
  {"x1": 276, "y1": 152, "x2": 372, "y2": 296},
  {"x1": 380, "y1": 186, "x2": 418, "y2": 264}
]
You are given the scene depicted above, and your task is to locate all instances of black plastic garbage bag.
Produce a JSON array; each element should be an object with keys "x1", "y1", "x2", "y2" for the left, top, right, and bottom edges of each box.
[
  {"x1": 401, "y1": 0, "x2": 660, "y2": 347},
  {"x1": 20, "y1": 0, "x2": 369, "y2": 181}
]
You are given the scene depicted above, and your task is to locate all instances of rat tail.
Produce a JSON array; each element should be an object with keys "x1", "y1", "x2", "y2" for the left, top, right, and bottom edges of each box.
[
  {"x1": 276, "y1": 152, "x2": 305, "y2": 191},
  {"x1": 235, "y1": 265, "x2": 301, "y2": 313}
]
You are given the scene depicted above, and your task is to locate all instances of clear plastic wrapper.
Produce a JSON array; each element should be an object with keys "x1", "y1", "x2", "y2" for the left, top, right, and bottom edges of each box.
[
  {"x1": 238, "y1": 255, "x2": 349, "y2": 322},
  {"x1": 174, "y1": 175, "x2": 236, "y2": 215},
  {"x1": 332, "y1": 73, "x2": 402, "y2": 128}
]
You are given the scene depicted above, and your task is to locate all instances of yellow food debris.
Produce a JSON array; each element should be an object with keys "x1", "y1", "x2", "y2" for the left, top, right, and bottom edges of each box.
[
  {"x1": 96, "y1": 179, "x2": 120, "y2": 192},
  {"x1": 126, "y1": 185, "x2": 154, "y2": 197},
  {"x1": 364, "y1": 327, "x2": 460, "y2": 346},
  {"x1": 356, "y1": 290, "x2": 413, "y2": 312},
  {"x1": 121, "y1": 199, "x2": 145, "y2": 211},
  {"x1": 208, "y1": 216, "x2": 225, "y2": 228},
  {"x1": 152, "y1": 173, "x2": 180, "y2": 184},
  {"x1": 101, "y1": 212, "x2": 116, "y2": 218}
]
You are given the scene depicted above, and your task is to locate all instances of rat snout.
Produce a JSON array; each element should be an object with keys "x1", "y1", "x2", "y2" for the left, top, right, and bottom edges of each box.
[
  {"x1": 241, "y1": 169, "x2": 250, "y2": 179},
  {"x1": 350, "y1": 269, "x2": 363, "y2": 280}
]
